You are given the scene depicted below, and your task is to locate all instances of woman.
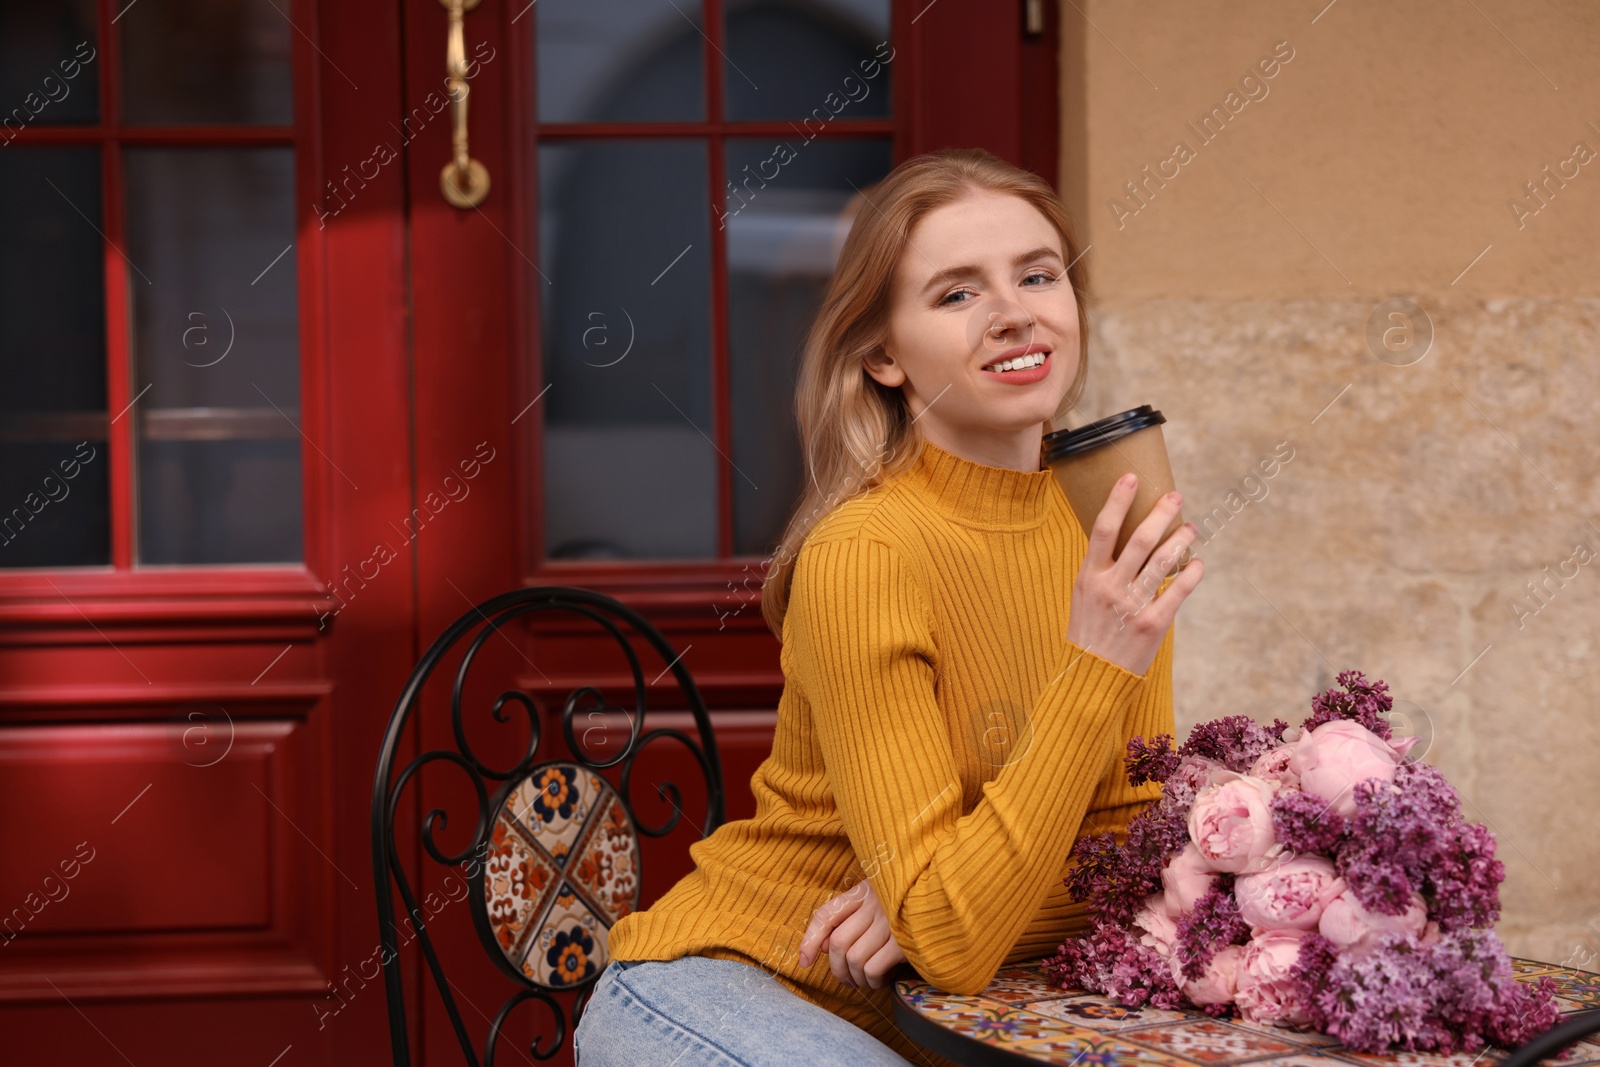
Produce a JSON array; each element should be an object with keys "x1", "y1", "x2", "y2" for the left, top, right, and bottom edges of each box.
[{"x1": 574, "y1": 147, "x2": 1204, "y2": 1066}]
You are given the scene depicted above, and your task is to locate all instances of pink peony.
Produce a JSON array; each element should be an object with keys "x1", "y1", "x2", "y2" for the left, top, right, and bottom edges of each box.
[
  {"x1": 1234, "y1": 855, "x2": 1344, "y2": 933},
  {"x1": 1234, "y1": 931, "x2": 1312, "y2": 1026},
  {"x1": 1169, "y1": 756, "x2": 1238, "y2": 795},
  {"x1": 1171, "y1": 943, "x2": 1242, "y2": 1006},
  {"x1": 1132, "y1": 893, "x2": 1179, "y2": 958},
  {"x1": 1187, "y1": 776, "x2": 1280, "y2": 874},
  {"x1": 1288, "y1": 720, "x2": 1404, "y2": 818},
  {"x1": 1317, "y1": 888, "x2": 1427, "y2": 959},
  {"x1": 1388, "y1": 733, "x2": 1423, "y2": 761},
  {"x1": 1161, "y1": 842, "x2": 1220, "y2": 916},
  {"x1": 1249, "y1": 743, "x2": 1301, "y2": 789}
]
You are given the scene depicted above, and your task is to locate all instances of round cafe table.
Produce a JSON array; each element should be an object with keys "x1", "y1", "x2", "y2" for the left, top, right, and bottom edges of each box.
[{"x1": 892, "y1": 957, "x2": 1600, "y2": 1067}]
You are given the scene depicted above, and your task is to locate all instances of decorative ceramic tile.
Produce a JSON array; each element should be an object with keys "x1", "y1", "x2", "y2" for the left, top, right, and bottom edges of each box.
[
  {"x1": 1514, "y1": 958, "x2": 1561, "y2": 978},
  {"x1": 483, "y1": 818, "x2": 556, "y2": 955},
  {"x1": 1027, "y1": 996, "x2": 1192, "y2": 1031},
  {"x1": 1226, "y1": 1016, "x2": 1343, "y2": 1048},
  {"x1": 1125, "y1": 1020, "x2": 1304, "y2": 1065},
  {"x1": 946, "y1": 1015, "x2": 1202, "y2": 1067},
  {"x1": 503, "y1": 764, "x2": 600, "y2": 855},
  {"x1": 567, "y1": 794, "x2": 640, "y2": 924},
  {"x1": 481, "y1": 762, "x2": 640, "y2": 990},
  {"x1": 1336, "y1": 1048, "x2": 1507, "y2": 1067},
  {"x1": 1543, "y1": 972, "x2": 1600, "y2": 1009},
  {"x1": 981, "y1": 966, "x2": 1087, "y2": 1005},
  {"x1": 895, "y1": 960, "x2": 1600, "y2": 1066},
  {"x1": 529, "y1": 887, "x2": 610, "y2": 987}
]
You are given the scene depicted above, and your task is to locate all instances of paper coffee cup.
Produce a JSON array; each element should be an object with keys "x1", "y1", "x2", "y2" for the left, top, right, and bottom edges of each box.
[{"x1": 1042, "y1": 405, "x2": 1192, "y2": 571}]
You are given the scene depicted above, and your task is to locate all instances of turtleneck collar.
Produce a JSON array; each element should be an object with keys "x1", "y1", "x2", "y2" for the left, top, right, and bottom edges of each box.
[{"x1": 897, "y1": 437, "x2": 1057, "y2": 529}]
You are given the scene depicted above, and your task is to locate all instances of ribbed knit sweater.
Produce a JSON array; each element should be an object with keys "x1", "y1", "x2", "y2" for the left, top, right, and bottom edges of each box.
[{"x1": 608, "y1": 438, "x2": 1176, "y2": 1065}]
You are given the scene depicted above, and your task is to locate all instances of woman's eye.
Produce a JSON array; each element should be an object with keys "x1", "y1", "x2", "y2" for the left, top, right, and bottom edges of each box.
[{"x1": 940, "y1": 271, "x2": 1056, "y2": 306}]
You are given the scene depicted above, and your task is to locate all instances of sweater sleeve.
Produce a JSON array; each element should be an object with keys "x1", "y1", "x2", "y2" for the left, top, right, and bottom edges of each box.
[
  {"x1": 1004, "y1": 619, "x2": 1177, "y2": 962},
  {"x1": 787, "y1": 534, "x2": 1149, "y2": 995}
]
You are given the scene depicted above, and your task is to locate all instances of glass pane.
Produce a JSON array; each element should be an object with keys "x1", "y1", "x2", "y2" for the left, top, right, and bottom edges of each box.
[
  {"x1": 121, "y1": 0, "x2": 292, "y2": 125},
  {"x1": 0, "y1": 0, "x2": 99, "y2": 128},
  {"x1": 0, "y1": 146, "x2": 111, "y2": 568},
  {"x1": 535, "y1": 0, "x2": 704, "y2": 123},
  {"x1": 124, "y1": 147, "x2": 302, "y2": 565},
  {"x1": 726, "y1": 137, "x2": 893, "y2": 557},
  {"x1": 539, "y1": 140, "x2": 713, "y2": 560},
  {"x1": 724, "y1": 0, "x2": 891, "y2": 121}
]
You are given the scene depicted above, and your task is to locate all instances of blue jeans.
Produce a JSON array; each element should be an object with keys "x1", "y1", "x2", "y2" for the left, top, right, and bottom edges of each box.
[{"x1": 573, "y1": 955, "x2": 915, "y2": 1066}]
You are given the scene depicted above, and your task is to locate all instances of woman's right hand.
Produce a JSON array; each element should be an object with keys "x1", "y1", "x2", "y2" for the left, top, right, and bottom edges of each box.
[{"x1": 1064, "y1": 472, "x2": 1204, "y2": 677}]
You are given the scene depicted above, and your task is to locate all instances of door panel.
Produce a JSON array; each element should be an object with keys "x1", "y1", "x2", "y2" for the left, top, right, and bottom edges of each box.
[{"x1": 0, "y1": 717, "x2": 324, "y2": 998}]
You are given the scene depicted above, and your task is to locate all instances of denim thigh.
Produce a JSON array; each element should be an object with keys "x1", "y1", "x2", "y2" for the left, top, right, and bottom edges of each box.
[{"x1": 573, "y1": 955, "x2": 913, "y2": 1067}]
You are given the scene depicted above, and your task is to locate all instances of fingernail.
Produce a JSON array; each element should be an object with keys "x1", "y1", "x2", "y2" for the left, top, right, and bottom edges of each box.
[
  {"x1": 1168, "y1": 491, "x2": 1182, "y2": 505},
  {"x1": 1120, "y1": 473, "x2": 1136, "y2": 487}
]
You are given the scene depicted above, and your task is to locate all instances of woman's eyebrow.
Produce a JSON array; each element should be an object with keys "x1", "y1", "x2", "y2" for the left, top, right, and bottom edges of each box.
[{"x1": 919, "y1": 246, "x2": 1064, "y2": 296}]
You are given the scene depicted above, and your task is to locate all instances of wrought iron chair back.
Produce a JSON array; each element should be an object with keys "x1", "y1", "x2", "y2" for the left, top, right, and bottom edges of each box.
[{"x1": 370, "y1": 586, "x2": 726, "y2": 1065}]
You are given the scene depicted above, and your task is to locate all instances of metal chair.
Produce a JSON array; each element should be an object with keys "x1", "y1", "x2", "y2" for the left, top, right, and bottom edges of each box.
[{"x1": 371, "y1": 586, "x2": 726, "y2": 1064}]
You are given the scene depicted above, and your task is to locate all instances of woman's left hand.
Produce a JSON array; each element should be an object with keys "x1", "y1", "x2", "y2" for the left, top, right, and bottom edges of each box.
[{"x1": 797, "y1": 879, "x2": 907, "y2": 989}]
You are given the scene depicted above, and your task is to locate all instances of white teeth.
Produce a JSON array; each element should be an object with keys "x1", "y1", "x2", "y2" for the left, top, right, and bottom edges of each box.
[{"x1": 988, "y1": 352, "x2": 1046, "y2": 372}]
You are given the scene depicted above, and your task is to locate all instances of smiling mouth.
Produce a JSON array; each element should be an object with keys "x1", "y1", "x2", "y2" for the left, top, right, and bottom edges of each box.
[{"x1": 982, "y1": 350, "x2": 1051, "y2": 374}]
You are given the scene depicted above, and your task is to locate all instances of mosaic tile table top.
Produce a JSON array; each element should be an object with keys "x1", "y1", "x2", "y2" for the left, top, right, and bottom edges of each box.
[{"x1": 893, "y1": 958, "x2": 1600, "y2": 1067}]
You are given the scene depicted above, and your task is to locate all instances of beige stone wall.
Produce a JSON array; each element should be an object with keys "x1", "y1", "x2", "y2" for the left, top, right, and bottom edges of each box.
[{"x1": 1057, "y1": 1, "x2": 1600, "y2": 966}]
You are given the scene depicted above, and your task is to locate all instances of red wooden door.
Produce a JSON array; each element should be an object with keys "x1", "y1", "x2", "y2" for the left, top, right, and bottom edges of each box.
[
  {"x1": 0, "y1": 0, "x2": 414, "y2": 1062},
  {"x1": 0, "y1": 1, "x2": 1056, "y2": 1064}
]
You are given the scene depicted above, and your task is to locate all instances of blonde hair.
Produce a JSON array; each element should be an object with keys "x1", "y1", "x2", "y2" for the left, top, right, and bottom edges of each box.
[{"x1": 759, "y1": 147, "x2": 1092, "y2": 638}]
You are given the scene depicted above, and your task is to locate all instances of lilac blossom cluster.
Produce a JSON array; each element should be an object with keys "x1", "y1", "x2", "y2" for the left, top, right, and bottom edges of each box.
[{"x1": 1043, "y1": 671, "x2": 1558, "y2": 1054}]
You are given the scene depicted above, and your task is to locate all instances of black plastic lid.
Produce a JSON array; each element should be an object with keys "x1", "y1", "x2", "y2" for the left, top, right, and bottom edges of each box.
[{"x1": 1041, "y1": 405, "x2": 1166, "y2": 464}]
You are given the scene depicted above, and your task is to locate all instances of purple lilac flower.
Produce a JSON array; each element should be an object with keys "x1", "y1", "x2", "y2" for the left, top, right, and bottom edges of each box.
[
  {"x1": 1177, "y1": 714, "x2": 1289, "y2": 772},
  {"x1": 1338, "y1": 761, "x2": 1500, "y2": 920},
  {"x1": 1271, "y1": 789, "x2": 1347, "y2": 855},
  {"x1": 1302, "y1": 669, "x2": 1394, "y2": 739},
  {"x1": 1065, "y1": 830, "x2": 1160, "y2": 928},
  {"x1": 1289, "y1": 932, "x2": 1339, "y2": 1033},
  {"x1": 1125, "y1": 734, "x2": 1181, "y2": 786},
  {"x1": 1335, "y1": 850, "x2": 1417, "y2": 917},
  {"x1": 1291, "y1": 928, "x2": 1558, "y2": 1054},
  {"x1": 1065, "y1": 786, "x2": 1194, "y2": 927},
  {"x1": 1044, "y1": 924, "x2": 1184, "y2": 1010},
  {"x1": 1426, "y1": 820, "x2": 1505, "y2": 932},
  {"x1": 1173, "y1": 877, "x2": 1248, "y2": 981},
  {"x1": 1123, "y1": 792, "x2": 1193, "y2": 875}
]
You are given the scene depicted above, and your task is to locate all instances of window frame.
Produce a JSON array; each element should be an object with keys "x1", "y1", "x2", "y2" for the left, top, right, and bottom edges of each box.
[
  {"x1": 0, "y1": 0, "x2": 332, "y2": 617},
  {"x1": 516, "y1": 0, "x2": 1061, "y2": 644}
]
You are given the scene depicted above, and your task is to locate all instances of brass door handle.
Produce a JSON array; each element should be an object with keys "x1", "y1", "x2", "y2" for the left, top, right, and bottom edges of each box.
[{"x1": 439, "y1": 0, "x2": 490, "y2": 208}]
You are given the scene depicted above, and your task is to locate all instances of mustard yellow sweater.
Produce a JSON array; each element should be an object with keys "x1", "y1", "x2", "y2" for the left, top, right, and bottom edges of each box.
[{"x1": 608, "y1": 438, "x2": 1175, "y2": 1064}]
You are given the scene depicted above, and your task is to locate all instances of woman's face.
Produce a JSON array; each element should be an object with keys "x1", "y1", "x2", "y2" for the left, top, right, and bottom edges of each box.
[{"x1": 867, "y1": 190, "x2": 1081, "y2": 465}]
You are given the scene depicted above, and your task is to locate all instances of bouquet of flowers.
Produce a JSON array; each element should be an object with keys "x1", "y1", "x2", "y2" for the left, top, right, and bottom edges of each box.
[{"x1": 1044, "y1": 670, "x2": 1559, "y2": 1053}]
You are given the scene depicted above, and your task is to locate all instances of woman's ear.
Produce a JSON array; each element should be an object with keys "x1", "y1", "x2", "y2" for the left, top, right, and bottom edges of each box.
[{"x1": 861, "y1": 345, "x2": 905, "y2": 389}]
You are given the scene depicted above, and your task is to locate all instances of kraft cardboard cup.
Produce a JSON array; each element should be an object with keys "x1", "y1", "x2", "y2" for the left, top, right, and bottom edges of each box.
[{"x1": 1042, "y1": 405, "x2": 1193, "y2": 572}]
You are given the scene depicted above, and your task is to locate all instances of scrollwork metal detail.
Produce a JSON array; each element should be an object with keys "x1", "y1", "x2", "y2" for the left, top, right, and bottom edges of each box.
[{"x1": 371, "y1": 586, "x2": 727, "y2": 1066}]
